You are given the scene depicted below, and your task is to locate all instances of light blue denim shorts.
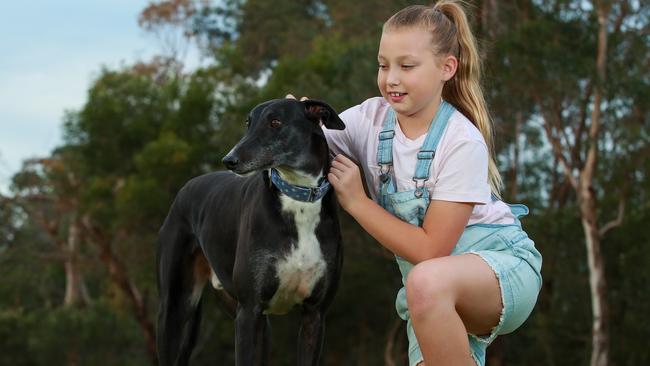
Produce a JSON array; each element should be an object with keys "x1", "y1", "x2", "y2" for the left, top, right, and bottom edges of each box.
[{"x1": 395, "y1": 223, "x2": 543, "y2": 366}]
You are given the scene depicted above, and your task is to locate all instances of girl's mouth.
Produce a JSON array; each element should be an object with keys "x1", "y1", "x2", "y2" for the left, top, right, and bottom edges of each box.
[{"x1": 388, "y1": 92, "x2": 407, "y2": 102}]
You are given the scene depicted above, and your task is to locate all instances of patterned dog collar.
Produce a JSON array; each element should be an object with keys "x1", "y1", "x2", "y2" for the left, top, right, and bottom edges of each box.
[{"x1": 270, "y1": 168, "x2": 331, "y2": 202}]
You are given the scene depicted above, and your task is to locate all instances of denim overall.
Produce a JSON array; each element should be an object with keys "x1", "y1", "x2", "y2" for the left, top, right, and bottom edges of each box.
[{"x1": 377, "y1": 101, "x2": 543, "y2": 366}]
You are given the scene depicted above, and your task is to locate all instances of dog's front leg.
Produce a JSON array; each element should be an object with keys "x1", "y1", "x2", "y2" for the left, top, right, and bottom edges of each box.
[
  {"x1": 297, "y1": 306, "x2": 325, "y2": 366},
  {"x1": 235, "y1": 303, "x2": 270, "y2": 366}
]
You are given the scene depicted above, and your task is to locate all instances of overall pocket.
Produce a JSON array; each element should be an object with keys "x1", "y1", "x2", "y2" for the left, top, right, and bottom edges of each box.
[{"x1": 385, "y1": 190, "x2": 430, "y2": 227}]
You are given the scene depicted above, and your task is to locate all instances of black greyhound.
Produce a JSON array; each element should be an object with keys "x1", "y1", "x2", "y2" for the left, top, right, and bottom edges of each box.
[{"x1": 156, "y1": 99, "x2": 345, "y2": 366}]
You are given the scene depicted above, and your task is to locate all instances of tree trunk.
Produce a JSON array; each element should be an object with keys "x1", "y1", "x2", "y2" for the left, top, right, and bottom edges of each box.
[
  {"x1": 580, "y1": 189, "x2": 609, "y2": 366},
  {"x1": 103, "y1": 241, "x2": 157, "y2": 365},
  {"x1": 584, "y1": 2, "x2": 610, "y2": 365},
  {"x1": 539, "y1": 1, "x2": 613, "y2": 364},
  {"x1": 480, "y1": 0, "x2": 499, "y2": 39},
  {"x1": 82, "y1": 216, "x2": 158, "y2": 365},
  {"x1": 63, "y1": 218, "x2": 91, "y2": 307}
]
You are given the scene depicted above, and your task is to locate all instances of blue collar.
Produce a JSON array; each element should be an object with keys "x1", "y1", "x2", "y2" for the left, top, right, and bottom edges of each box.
[{"x1": 270, "y1": 168, "x2": 331, "y2": 202}]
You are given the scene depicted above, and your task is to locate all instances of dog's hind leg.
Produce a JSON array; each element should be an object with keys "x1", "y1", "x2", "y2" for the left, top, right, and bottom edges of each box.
[{"x1": 156, "y1": 218, "x2": 208, "y2": 366}]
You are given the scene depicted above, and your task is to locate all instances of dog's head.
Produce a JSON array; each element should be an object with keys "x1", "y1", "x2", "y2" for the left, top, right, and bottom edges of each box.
[{"x1": 222, "y1": 99, "x2": 345, "y2": 175}]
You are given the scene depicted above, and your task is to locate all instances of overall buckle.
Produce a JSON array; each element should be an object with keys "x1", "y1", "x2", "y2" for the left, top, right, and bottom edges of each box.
[
  {"x1": 379, "y1": 164, "x2": 392, "y2": 183},
  {"x1": 413, "y1": 178, "x2": 428, "y2": 198}
]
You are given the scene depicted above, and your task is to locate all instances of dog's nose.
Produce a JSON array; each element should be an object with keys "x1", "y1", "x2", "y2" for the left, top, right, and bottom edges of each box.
[{"x1": 222, "y1": 155, "x2": 239, "y2": 170}]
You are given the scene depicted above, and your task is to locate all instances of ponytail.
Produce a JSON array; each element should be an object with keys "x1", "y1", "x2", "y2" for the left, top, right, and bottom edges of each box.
[{"x1": 384, "y1": 1, "x2": 504, "y2": 196}]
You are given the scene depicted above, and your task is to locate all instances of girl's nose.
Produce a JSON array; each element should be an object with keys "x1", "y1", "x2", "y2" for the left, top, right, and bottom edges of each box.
[{"x1": 387, "y1": 72, "x2": 400, "y2": 86}]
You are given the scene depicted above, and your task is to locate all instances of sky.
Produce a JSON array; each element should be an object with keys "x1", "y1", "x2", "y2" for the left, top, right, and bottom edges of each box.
[{"x1": 0, "y1": 1, "x2": 201, "y2": 194}]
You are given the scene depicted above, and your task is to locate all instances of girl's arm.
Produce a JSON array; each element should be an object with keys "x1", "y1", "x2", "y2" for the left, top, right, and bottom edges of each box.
[{"x1": 328, "y1": 154, "x2": 473, "y2": 264}]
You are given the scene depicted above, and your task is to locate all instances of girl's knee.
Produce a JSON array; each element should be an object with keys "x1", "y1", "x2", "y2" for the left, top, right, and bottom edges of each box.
[{"x1": 405, "y1": 261, "x2": 455, "y2": 317}]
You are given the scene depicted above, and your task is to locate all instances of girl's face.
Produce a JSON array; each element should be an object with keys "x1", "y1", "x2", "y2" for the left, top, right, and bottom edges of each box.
[{"x1": 377, "y1": 27, "x2": 454, "y2": 121}]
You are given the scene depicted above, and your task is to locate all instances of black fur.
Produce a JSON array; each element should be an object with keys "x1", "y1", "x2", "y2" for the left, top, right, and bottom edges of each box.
[{"x1": 156, "y1": 99, "x2": 345, "y2": 366}]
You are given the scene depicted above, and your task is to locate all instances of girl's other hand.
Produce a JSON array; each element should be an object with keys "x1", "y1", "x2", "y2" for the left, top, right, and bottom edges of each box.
[{"x1": 328, "y1": 154, "x2": 367, "y2": 211}]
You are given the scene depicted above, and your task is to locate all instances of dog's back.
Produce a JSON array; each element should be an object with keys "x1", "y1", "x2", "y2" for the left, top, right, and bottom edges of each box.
[{"x1": 159, "y1": 171, "x2": 265, "y2": 293}]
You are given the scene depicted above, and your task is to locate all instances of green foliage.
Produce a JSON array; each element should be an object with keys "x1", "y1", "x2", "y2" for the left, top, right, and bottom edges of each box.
[
  {"x1": 70, "y1": 69, "x2": 171, "y2": 176},
  {"x1": 260, "y1": 33, "x2": 379, "y2": 110},
  {"x1": 510, "y1": 207, "x2": 592, "y2": 365},
  {"x1": 0, "y1": 302, "x2": 147, "y2": 366},
  {"x1": 604, "y1": 210, "x2": 650, "y2": 364},
  {"x1": 0, "y1": 229, "x2": 63, "y2": 311}
]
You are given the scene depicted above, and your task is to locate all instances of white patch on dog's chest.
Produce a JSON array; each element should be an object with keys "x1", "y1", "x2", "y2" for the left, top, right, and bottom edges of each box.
[{"x1": 265, "y1": 196, "x2": 327, "y2": 315}]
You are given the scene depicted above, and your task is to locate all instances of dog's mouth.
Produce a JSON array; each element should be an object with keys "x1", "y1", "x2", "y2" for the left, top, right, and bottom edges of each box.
[
  {"x1": 224, "y1": 144, "x2": 278, "y2": 175},
  {"x1": 228, "y1": 159, "x2": 275, "y2": 176},
  {"x1": 229, "y1": 169, "x2": 256, "y2": 178}
]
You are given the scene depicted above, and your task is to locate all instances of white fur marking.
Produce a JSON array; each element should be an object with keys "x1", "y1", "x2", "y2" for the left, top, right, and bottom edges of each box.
[
  {"x1": 190, "y1": 282, "x2": 204, "y2": 307},
  {"x1": 266, "y1": 169, "x2": 327, "y2": 314},
  {"x1": 210, "y1": 270, "x2": 223, "y2": 290}
]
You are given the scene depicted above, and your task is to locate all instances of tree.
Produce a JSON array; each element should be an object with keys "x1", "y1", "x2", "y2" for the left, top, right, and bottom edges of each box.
[
  {"x1": 10, "y1": 156, "x2": 91, "y2": 308},
  {"x1": 483, "y1": 1, "x2": 649, "y2": 365}
]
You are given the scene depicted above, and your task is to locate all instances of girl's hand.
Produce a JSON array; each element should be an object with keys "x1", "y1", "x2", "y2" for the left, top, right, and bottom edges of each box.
[
  {"x1": 328, "y1": 154, "x2": 367, "y2": 212},
  {"x1": 285, "y1": 94, "x2": 309, "y2": 101}
]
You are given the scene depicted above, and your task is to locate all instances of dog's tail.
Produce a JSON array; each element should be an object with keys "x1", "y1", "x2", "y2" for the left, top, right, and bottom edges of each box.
[{"x1": 156, "y1": 203, "x2": 204, "y2": 366}]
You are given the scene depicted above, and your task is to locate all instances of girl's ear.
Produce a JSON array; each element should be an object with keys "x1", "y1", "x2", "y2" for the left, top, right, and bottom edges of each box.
[{"x1": 441, "y1": 55, "x2": 458, "y2": 81}]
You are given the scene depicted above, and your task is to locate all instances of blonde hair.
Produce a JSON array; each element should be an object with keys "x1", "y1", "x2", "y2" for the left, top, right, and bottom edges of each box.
[{"x1": 383, "y1": 1, "x2": 503, "y2": 196}]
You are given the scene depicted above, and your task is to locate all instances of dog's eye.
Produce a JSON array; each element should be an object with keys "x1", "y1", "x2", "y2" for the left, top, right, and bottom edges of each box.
[
  {"x1": 245, "y1": 119, "x2": 250, "y2": 128},
  {"x1": 270, "y1": 119, "x2": 282, "y2": 128}
]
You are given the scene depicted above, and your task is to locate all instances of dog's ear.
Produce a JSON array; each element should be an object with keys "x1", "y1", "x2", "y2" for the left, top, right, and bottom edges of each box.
[{"x1": 302, "y1": 100, "x2": 346, "y2": 130}]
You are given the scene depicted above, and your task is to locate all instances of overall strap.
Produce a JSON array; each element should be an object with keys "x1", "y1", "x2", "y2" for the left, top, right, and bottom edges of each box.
[
  {"x1": 413, "y1": 101, "x2": 455, "y2": 197},
  {"x1": 377, "y1": 107, "x2": 397, "y2": 204},
  {"x1": 377, "y1": 107, "x2": 396, "y2": 176}
]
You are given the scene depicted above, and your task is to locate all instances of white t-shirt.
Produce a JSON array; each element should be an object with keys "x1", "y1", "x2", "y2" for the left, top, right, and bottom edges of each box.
[{"x1": 323, "y1": 97, "x2": 515, "y2": 225}]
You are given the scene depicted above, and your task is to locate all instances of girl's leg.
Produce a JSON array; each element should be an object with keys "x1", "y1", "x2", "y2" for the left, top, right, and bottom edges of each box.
[{"x1": 406, "y1": 253, "x2": 502, "y2": 366}]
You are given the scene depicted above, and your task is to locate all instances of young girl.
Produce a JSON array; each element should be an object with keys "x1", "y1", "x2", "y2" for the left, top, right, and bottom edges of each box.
[{"x1": 294, "y1": 1, "x2": 542, "y2": 365}]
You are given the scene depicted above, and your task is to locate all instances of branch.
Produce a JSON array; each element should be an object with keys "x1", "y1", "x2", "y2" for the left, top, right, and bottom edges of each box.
[
  {"x1": 534, "y1": 93, "x2": 579, "y2": 189},
  {"x1": 599, "y1": 195, "x2": 625, "y2": 237},
  {"x1": 80, "y1": 215, "x2": 158, "y2": 364},
  {"x1": 35, "y1": 252, "x2": 69, "y2": 262},
  {"x1": 583, "y1": 0, "x2": 610, "y2": 184},
  {"x1": 599, "y1": 157, "x2": 634, "y2": 237},
  {"x1": 554, "y1": 100, "x2": 575, "y2": 165},
  {"x1": 612, "y1": 0, "x2": 629, "y2": 37},
  {"x1": 545, "y1": 122, "x2": 578, "y2": 189},
  {"x1": 21, "y1": 204, "x2": 61, "y2": 245},
  {"x1": 574, "y1": 80, "x2": 593, "y2": 169}
]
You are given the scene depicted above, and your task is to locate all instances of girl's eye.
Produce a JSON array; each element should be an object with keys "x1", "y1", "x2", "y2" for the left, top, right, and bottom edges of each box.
[
  {"x1": 270, "y1": 119, "x2": 282, "y2": 128},
  {"x1": 378, "y1": 64, "x2": 387, "y2": 70},
  {"x1": 401, "y1": 64, "x2": 414, "y2": 69}
]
